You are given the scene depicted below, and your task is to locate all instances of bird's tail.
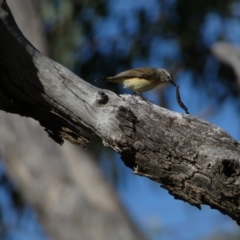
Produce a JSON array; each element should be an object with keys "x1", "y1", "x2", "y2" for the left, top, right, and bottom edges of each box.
[
  {"x1": 95, "y1": 77, "x2": 108, "y2": 82},
  {"x1": 95, "y1": 77, "x2": 123, "y2": 83}
]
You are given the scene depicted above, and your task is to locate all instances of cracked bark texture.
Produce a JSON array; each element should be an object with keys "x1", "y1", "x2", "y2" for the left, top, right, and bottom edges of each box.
[
  {"x1": 1, "y1": 0, "x2": 240, "y2": 226},
  {"x1": 0, "y1": 1, "x2": 147, "y2": 240}
]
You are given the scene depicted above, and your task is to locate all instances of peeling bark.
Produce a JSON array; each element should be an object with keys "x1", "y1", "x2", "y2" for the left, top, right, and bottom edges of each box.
[{"x1": 1, "y1": 0, "x2": 240, "y2": 225}]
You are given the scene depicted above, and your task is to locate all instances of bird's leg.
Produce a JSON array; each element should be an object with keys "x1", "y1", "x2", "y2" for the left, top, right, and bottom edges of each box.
[
  {"x1": 133, "y1": 91, "x2": 142, "y2": 97},
  {"x1": 133, "y1": 91, "x2": 153, "y2": 103}
]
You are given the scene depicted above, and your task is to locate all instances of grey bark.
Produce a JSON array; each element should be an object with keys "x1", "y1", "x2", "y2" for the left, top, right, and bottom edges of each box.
[
  {"x1": 0, "y1": 1, "x2": 146, "y2": 240},
  {"x1": 1, "y1": 0, "x2": 240, "y2": 226}
]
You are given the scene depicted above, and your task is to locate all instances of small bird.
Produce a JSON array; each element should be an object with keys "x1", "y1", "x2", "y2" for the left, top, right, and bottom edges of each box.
[
  {"x1": 96, "y1": 67, "x2": 176, "y2": 94},
  {"x1": 96, "y1": 67, "x2": 189, "y2": 114}
]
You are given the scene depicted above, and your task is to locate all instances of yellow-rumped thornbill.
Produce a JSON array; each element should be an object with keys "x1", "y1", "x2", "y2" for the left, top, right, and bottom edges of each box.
[
  {"x1": 96, "y1": 67, "x2": 189, "y2": 114},
  {"x1": 96, "y1": 67, "x2": 176, "y2": 94}
]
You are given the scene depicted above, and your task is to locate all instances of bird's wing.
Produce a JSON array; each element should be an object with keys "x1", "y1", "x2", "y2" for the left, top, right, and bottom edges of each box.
[{"x1": 113, "y1": 67, "x2": 157, "y2": 81}]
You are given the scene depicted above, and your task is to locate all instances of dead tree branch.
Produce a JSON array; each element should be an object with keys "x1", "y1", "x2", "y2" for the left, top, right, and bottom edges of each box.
[{"x1": 1, "y1": 0, "x2": 240, "y2": 225}]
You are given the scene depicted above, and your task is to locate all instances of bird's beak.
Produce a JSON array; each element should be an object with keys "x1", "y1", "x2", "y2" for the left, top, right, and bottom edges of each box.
[{"x1": 170, "y1": 80, "x2": 177, "y2": 87}]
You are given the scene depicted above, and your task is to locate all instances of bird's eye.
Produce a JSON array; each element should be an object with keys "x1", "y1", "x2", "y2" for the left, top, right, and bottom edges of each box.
[{"x1": 167, "y1": 74, "x2": 173, "y2": 81}]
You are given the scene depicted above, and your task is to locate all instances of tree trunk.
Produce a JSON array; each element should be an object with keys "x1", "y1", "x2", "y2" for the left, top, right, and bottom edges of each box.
[{"x1": 1, "y1": 0, "x2": 240, "y2": 225}]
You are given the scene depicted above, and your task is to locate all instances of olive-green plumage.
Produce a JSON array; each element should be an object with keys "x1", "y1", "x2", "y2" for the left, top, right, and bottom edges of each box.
[
  {"x1": 98, "y1": 67, "x2": 176, "y2": 93},
  {"x1": 96, "y1": 67, "x2": 189, "y2": 114}
]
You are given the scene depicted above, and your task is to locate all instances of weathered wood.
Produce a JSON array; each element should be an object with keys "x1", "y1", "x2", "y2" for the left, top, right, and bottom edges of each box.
[
  {"x1": 1, "y1": 0, "x2": 240, "y2": 224},
  {"x1": 0, "y1": 1, "x2": 147, "y2": 240}
]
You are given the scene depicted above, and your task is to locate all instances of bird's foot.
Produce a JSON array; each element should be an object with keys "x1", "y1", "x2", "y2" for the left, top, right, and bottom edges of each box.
[{"x1": 133, "y1": 91, "x2": 153, "y2": 103}]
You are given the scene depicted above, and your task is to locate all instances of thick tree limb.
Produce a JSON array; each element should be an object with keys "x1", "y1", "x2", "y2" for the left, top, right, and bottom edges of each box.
[
  {"x1": 0, "y1": 113, "x2": 145, "y2": 240},
  {"x1": 0, "y1": 1, "x2": 147, "y2": 240},
  {"x1": 1, "y1": 0, "x2": 240, "y2": 225}
]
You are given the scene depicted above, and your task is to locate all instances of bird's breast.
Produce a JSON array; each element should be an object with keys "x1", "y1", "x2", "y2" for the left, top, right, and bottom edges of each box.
[{"x1": 123, "y1": 78, "x2": 160, "y2": 93}]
